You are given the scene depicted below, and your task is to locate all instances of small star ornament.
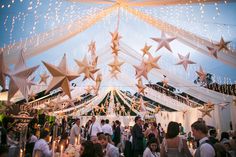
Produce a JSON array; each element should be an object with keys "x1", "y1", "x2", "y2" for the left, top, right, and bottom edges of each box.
[
  {"x1": 151, "y1": 31, "x2": 176, "y2": 52},
  {"x1": 39, "y1": 73, "x2": 50, "y2": 85},
  {"x1": 141, "y1": 43, "x2": 152, "y2": 56},
  {"x1": 214, "y1": 37, "x2": 231, "y2": 52},
  {"x1": 176, "y1": 53, "x2": 196, "y2": 71},
  {"x1": 136, "y1": 78, "x2": 146, "y2": 95},
  {"x1": 196, "y1": 66, "x2": 207, "y2": 82},
  {"x1": 133, "y1": 60, "x2": 149, "y2": 80},
  {"x1": 198, "y1": 104, "x2": 214, "y2": 118}
]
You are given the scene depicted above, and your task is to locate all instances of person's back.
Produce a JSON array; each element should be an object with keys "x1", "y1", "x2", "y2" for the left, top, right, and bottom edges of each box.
[{"x1": 161, "y1": 136, "x2": 186, "y2": 157}]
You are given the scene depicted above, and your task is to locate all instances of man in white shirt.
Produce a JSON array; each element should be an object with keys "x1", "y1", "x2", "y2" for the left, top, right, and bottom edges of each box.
[
  {"x1": 98, "y1": 134, "x2": 119, "y2": 157},
  {"x1": 70, "y1": 118, "x2": 81, "y2": 145},
  {"x1": 33, "y1": 130, "x2": 52, "y2": 157},
  {"x1": 88, "y1": 116, "x2": 102, "y2": 141},
  {"x1": 191, "y1": 121, "x2": 215, "y2": 157},
  {"x1": 102, "y1": 119, "x2": 113, "y2": 136}
]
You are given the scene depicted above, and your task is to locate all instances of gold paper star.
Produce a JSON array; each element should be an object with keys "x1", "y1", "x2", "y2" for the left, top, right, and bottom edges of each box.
[
  {"x1": 214, "y1": 37, "x2": 231, "y2": 52},
  {"x1": 207, "y1": 46, "x2": 218, "y2": 58},
  {"x1": 42, "y1": 54, "x2": 79, "y2": 99},
  {"x1": 27, "y1": 76, "x2": 36, "y2": 90},
  {"x1": 176, "y1": 53, "x2": 196, "y2": 71},
  {"x1": 28, "y1": 91, "x2": 36, "y2": 101},
  {"x1": 196, "y1": 66, "x2": 207, "y2": 82},
  {"x1": 141, "y1": 43, "x2": 152, "y2": 57},
  {"x1": 205, "y1": 101, "x2": 214, "y2": 109},
  {"x1": 198, "y1": 104, "x2": 214, "y2": 118},
  {"x1": 151, "y1": 31, "x2": 176, "y2": 52},
  {"x1": 110, "y1": 31, "x2": 122, "y2": 43},
  {"x1": 5, "y1": 49, "x2": 39, "y2": 102},
  {"x1": 111, "y1": 43, "x2": 120, "y2": 56},
  {"x1": 88, "y1": 40, "x2": 96, "y2": 55},
  {"x1": 145, "y1": 53, "x2": 161, "y2": 72},
  {"x1": 74, "y1": 56, "x2": 99, "y2": 81},
  {"x1": 108, "y1": 56, "x2": 124, "y2": 73},
  {"x1": 133, "y1": 60, "x2": 149, "y2": 80},
  {"x1": 39, "y1": 72, "x2": 50, "y2": 85},
  {"x1": 154, "y1": 105, "x2": 161, "y2": 114},
  {"x1": 136, "y1": 78, "x2": 146, "y2": 95},
  {"x1": 85, "y1": 85, "x2": 92, "y2": 94}
]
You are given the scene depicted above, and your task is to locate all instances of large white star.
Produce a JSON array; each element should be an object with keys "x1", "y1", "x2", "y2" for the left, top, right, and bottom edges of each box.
[
  {"x1": 176, "y1": 53, "x2": 196, "y2": 71},
  {"x1": 42, "y1": 54, "x2": 79, "y2": 99},
  {"x1": 5, "y1": 49, "x2": 39, "y2": 102},
  {"x1": 151, "y1": 31, "x2": 176, "y2": 52}
]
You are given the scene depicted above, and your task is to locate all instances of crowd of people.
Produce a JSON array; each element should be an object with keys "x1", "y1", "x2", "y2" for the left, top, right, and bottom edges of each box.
[{"x1": 0, "y1": 114, "x2": 236, "y2": 157}]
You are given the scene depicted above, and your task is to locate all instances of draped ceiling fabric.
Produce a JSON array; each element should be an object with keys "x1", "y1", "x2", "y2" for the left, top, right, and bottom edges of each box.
[{"x1": 1, "y1": 1, "x2": 236, "y2": 66}]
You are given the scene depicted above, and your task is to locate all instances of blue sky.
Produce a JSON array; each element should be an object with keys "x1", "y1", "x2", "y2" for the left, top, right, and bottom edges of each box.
[{"x1": 0, "y1": 0, "x2": 236, "y2": 92}]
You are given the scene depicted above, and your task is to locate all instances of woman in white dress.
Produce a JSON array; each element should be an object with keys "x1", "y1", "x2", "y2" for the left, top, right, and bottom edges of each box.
[
  {"x1": 160, "y1": 121, "x2": 192, "y2": 157},
  {"x1": 143, "y1": 137, "x2": 160, "y2": 157}
]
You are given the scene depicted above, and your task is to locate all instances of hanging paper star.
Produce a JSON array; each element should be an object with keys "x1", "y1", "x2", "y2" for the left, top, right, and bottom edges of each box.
[
  {"x1": 42, "y1": 54, "x2": 79, "y2": 99},
  {"x1": 141, "y1": 43, "x2": 152, "y2": 56},
  {"x1": 151, "y1": 31, "x2": 176, "y2": 52},
  {"x1": 136, "y1": 78, "x2": 146, "y2": 95},
  {"x1": 76, "y1": 95, "x2": 82, "y2": 102},
  {"x1": 205, "y1": 101, "x2": 214, "y2": 109},
  {"x1": 28, "y1": 91, "x2": 36, "y2": 101},
  {"x1": 133, "y1": 60, "x2": 149, "y2": 80},
  {"x1": 110, "y1": 31, "x2": 122, "y2": 43},
  {"x1": 75, "y1": 56, "x2": 99, "y2": 81},
  {"x1": 0, "y1": 50, "x2": 8, "y2": 90},
  {"x1": 108, "y1": 56, "x2": 124, "y2": 73},
  {"x1": 214, "y1": 37, "x2": 231, "y2": 52},
  {"x1": 196, "y1": 66, "x2": 207, "y2": 82},
  {"x1": 176, "y1": 53, "x2": 196, "y2": 71},
  {"x1": 110, "y1": 70, "x2": 119, "y2": 79},
  {"x1": 218, "y1": 102, "x2": 229, "y2": 110},
  {"x1": 85, "y1": 85, "x2": 92, "y2": 94},
  {"x1": 64, "y1": 99, "x2": 75, "y2": 108},
  {"x1": 154, "y1": 105, "x2": 161, "y2": 114},
  {"x1": 198, "y1": 105, "x2": 214, "y2": 118},
  {"x1": 145, "y1": 53, "x2": 161, "y2": 72},
  {"x1": 111, "y1": 43, "x2": 120, "y2": 56},
  {"x1": 88, "y1": 40, "x2": 96, "y2": 56},
  {"x1": 5, "y1": 49, "x2": 39, "y2": 102},
  {"x1": 207, "y1": 46, "x2": 218, "y2": 58},
  {"x1": 39, "y1": 72, "x2": 50, "y2": 85}
]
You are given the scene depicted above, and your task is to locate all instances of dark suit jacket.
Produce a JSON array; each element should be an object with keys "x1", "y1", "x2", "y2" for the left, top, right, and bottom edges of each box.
[
  {"x1": 113, "y1": 125, "x2": 121, "y2": 146},
  {"x1": 132, "y1": 123, "x2": 144, "y2": 151}
]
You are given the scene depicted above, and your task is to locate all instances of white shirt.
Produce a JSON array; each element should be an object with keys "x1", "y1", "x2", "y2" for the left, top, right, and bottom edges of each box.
[
  {"x1": 102, "y1": 124, "x2": 113, "y2": 136},
  {"x1": 199, "y1": 137, "x2": 215, "y2": 157},
  {"x1": 89, "y1": 122, "x2": 102, "y2": 137},
  {"x1": 143, "y1": 147, "x2": 160, "y2": 157},
  {"x1": 33, "y1": 139, "x2": 52, "y2": 157},
  {"x1": 29, "y1": 135, "x2": 38, "y2": 143},
  {"x1": 70, "y1": 123, "x2": 80, "y2": 144}
]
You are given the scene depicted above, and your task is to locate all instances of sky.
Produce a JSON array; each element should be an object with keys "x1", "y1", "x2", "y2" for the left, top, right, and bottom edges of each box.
[{"x1": 0, "y1": 0, "x2": 236, "y2": 93}]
